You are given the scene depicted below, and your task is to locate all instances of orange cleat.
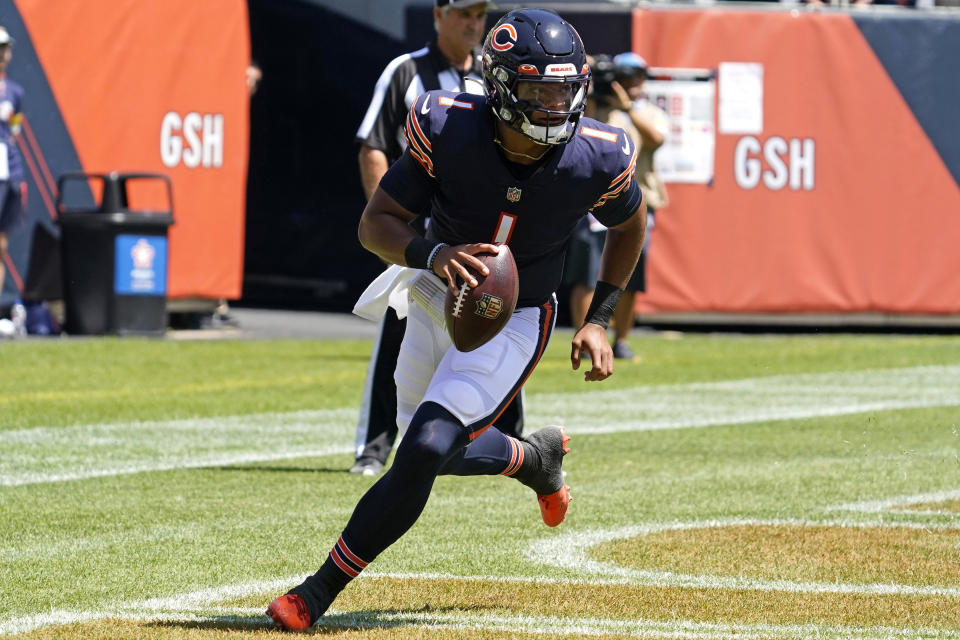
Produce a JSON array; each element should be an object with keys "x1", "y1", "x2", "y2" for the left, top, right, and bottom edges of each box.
[
  {"x1": 523, "y1": 426, "x2": 571, "y2": 526},
  {"x1": 266, "y1": 593, "x2": 312, "y2": 632},
  {"x1": 537, "y1": 483, "x2": 571, "y2": 527}
]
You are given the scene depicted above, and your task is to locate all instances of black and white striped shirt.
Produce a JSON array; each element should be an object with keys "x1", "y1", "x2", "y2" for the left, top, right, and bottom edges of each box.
[{"x1": 355, "y1": 40, "x2": 484, "y2": 165}]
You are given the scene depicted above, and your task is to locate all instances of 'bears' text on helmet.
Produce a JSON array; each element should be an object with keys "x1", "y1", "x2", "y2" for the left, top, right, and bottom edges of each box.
[{"x1": 482, "y1": 9, "x2": 590, "y2": 146}]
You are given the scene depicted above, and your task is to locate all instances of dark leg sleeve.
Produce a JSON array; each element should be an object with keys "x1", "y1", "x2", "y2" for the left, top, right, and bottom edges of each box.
[
  {"x1": 292, "y1": 402, "x2": 469, "y2": 620},
  {"x1": 343, "y1": 402, "x2": 469, "y2": 559}
]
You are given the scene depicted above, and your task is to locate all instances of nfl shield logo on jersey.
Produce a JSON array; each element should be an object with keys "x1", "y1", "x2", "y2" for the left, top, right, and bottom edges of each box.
[{"x1": 506, "y1": 187, "x2": 522, "y2": 203}]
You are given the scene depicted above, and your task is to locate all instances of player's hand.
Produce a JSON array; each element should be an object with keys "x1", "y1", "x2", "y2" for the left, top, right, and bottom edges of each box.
[
  {"x1": 571, "y1": 322, "x2": 614, "y2": 382},
  {"x1": 433, "y1": 243, "x2": 500, "y2": 295}
]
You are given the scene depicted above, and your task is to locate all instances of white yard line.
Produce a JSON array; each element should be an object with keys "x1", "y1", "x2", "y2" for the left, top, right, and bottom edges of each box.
[
  {"x1": 831, "y1": 489, "x2": 960, "y2": 513},
  {"x1": 527, "y1": 518, "x2": 960, "y2": 597},
  {"x1": 4, "y1": 364, "x2": 960, "y2": 487},
  {"x1": 3, "y1": 573, "x2": 960, "y2": 639},
  {"x1": 0, "y1": 576, "x2": 304, "y2": 636},
  {"x1": 312, "y1": 610, "x2": 960, "y2": 640},
  {"x1": 0, "y1": 409, "x2": 356, "y2": 486},
  {"x1": 527, "y1": 364, "x2": 960, "y2": 434}
]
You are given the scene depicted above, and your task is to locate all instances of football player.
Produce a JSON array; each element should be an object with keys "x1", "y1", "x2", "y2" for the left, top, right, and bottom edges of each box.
[{"x1": 267, "y1": 8, "x2": 645, "y2": 631}]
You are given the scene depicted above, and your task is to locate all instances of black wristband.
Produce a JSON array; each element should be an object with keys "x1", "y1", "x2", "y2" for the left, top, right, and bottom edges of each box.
[
  {"x1": 404, "y1": 236, "x2": 440, "y2": 270},
  {"x1": 584, "y1": 281, "x2": 623, "y2": 329}
]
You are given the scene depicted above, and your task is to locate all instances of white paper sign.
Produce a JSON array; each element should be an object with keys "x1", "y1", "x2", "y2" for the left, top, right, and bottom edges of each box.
[
  {"x1": 644, "y1": 79, "x2": 716, "y2": 184},
  {"x1": 718, "y1": 62, "x2": 764, "y2": 135}
]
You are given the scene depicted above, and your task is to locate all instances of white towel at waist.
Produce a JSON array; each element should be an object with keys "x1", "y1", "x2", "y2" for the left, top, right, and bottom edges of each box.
[{"x1": 352, "y1": 264, "x2": 417, "y2": 321}]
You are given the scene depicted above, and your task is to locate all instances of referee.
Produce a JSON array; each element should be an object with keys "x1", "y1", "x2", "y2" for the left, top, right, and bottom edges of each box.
[{"x1": 351, "y1": 0, "x2": 524, "y2": 476}]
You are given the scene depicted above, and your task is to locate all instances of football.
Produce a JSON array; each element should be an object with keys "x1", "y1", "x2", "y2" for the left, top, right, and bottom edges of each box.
[{"x1": 444, "y1": 243, "x2": 519, "y2": 352}]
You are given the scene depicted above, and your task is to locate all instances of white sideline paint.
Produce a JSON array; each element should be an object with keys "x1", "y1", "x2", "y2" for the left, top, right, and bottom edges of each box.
[
  {"x1": 528, "y1": 364, "x2": 960, "y2": 434},
  {"x1": 527, "y1": 518, "x2": 960, "y2": 597},
  {"x1": 4, "y1": 573, "x2": 960, "y2": 639},
  {"x1": 831, "y1": 489, "x2": 960, "y2": 513},
  {"x1": 0, "y1": 409, "x2": 356, "y2": 486},
  {"x1": 0, "y1": 575, "x2": 304, "y2": 636},
  {"x1": 303, "y1": 610, "x2": 960, "y2": 640},
  {"x1": 4, "y1": 364, "x2": 960, "y2": 486},
  {"x1": 0, "y1": 522, "x2": 209, "y2": 562}
]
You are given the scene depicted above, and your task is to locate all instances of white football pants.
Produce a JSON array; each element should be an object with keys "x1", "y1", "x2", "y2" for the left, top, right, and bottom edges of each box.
[{"x1": 395, "y1": 290, "x2": 556, "y2": 439}]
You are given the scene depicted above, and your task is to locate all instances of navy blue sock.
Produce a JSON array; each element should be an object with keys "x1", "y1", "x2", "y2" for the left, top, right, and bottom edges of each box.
[
  {"x1": 289, "y1": 534, "x2": 363, "y2": 622},
  {"x1": 439, "y1": 425, "x2": 528, "y2": 478}
]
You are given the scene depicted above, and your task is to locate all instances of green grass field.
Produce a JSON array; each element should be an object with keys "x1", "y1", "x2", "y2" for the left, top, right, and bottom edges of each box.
[{"x1": 2, "y1": 330, "x2": 960, "y2": 639}]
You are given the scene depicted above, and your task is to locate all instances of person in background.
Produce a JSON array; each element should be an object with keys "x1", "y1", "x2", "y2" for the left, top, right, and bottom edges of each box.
[
  {"x1": 566, "y1": 52, "x2": 667, "y2": 361},
  {"x1": 0, "y1": 26, "x2": 26, "y2": 309},
  {"x1": 350, "y1": 0, "x2": 525, "y2": 477},
  {"x1": 210, "y1": 62, "x2": 264, "y2": 328}
]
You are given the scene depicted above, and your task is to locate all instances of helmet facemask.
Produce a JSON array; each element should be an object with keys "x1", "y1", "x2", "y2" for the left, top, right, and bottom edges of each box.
[{"x1": 487, "y1": 64, "x2": 589, "y2": 145}]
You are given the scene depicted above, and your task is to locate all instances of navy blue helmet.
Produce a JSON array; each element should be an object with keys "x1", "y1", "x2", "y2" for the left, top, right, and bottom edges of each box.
[{"x1": 481, "y1": 9, "x2": 590, "y2": 145}]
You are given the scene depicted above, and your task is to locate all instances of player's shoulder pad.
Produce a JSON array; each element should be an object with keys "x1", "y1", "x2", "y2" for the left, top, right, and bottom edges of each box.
[
  {"x1": 578, "y1": 119, "x2": 638, "y2": 175},
  {"x1": 577, "y1": 118, "x2": 638, "y2": 210},
  {"x1": 405, "y1": 90, "x2": 485, "y2": 178},
  {"x1": 577, "y1": 118, "x2": 637, "y2": 173},
  {"x1": 412, "y1": 90, "x2": 484, "y2": 130}
]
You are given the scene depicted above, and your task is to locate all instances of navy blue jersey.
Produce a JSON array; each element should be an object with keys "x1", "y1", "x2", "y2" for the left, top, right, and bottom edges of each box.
[{"x1": 379, "y1": 90, "x2": 643, "y2": 308}]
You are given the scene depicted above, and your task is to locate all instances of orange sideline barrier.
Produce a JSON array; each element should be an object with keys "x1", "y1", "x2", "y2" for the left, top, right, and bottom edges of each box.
[
  {"x1": 631, "y1": 9, "x2": 960, "y2": 315},
  {"x1": 16, "y1": 0, "x2": 250, "y2": 300}
]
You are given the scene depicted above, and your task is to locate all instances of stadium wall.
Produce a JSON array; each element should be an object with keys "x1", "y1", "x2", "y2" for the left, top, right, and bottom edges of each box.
[
  {"x1": 624, "y1": 8, "x2": 960, "y2": 320},
  {"x1": 0, "y1": 0, "x2": 249, "y2": 308},
  {"x1": 3, "y1": 1, "x2": 957, "y2": 324}
]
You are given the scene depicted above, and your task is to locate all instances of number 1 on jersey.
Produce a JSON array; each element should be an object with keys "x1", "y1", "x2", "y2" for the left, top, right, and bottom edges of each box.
[{"x1": 493, "y1": 212, "x2": 517, "y2": 244}]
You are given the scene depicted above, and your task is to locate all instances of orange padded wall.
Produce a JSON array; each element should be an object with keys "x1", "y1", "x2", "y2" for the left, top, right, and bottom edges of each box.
[
  {"x1": 17, "y1": 0, "x2": 250, "y2": 299},
  {"x1": 631, "y1": 10, "x2": 960, "y2": 314}
]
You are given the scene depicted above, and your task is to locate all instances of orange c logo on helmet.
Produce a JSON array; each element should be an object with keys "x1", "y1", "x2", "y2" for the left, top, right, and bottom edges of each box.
[{"x1": 491, "y1": 24, "x2": 518, "y2": 52}]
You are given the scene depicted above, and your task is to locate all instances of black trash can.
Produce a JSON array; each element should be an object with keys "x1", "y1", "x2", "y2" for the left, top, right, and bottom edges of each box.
[{"x1": 56, "y1": 172, "x2": 174, "y2": 336}]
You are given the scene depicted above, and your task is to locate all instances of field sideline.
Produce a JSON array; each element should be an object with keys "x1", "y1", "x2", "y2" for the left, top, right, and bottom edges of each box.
[{"x1": 2, "y1": 331, "x2": 959, "y2": 639}]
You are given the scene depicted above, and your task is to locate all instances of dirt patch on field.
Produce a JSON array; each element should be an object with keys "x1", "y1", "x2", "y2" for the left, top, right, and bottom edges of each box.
[
  {"x1": 243, "y1": 575, "x2": 960, "y2": 630},
  {"x1": 591, "y1": 523, "x2": 960, "y2": 587},
  {"x1": 16, "y1": 573, "x2": 960, "y2": 640},
  {"x1": 900, "y1": 498, "x2": 960, "y2": 513}
]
